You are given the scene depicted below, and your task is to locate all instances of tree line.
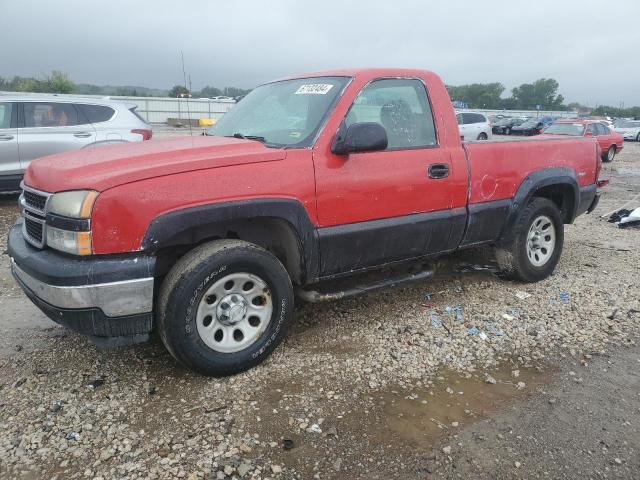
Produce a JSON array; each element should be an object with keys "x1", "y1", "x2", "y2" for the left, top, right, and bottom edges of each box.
[
  {"x1": 446, "y1": 78, "x2": 565, "y2": 110},
  {"x1": 168, "y1": 85, "x2": 251, "y2": 98},
  {"x1": 0, "y1": 71, "x2": 251, "y2": 99},
  {"x1": 2, "y1": 71, "x2": 638, "y2": 117}
]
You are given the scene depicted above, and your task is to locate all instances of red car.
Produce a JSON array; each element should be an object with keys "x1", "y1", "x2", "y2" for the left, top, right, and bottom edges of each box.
[
  {"x1": 543, "y1": 119, "x2": 624, "y2": 162},
  {"x1": 8, "y1": 68, "x2": 606, "y2": 375}
]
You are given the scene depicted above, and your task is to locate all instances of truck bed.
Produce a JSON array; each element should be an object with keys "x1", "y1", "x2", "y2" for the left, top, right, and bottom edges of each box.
[{"x1": 458, "y1": 136, "x2": 599, "y2": 247}]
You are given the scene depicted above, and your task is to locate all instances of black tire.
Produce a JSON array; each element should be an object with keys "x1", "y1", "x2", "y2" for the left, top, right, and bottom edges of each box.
[
  {"x1": 477, "y1": 132, "x2": 488, "y2": 140},
  {"x1": 636, "y1": 132, "x2": 640, "y2": 142},
  {"x1": 602, "y1": 145, "x2": 616, "y2": 163},
  {"x1": 157, "y1": 239, "x2": 294, "y2": 376},
  {"x1": 505, "y1": 127, "x2": 511, "y2": 135},
  {"x1": 495, "y1": 198, "x2": 564, "y2": 282}
]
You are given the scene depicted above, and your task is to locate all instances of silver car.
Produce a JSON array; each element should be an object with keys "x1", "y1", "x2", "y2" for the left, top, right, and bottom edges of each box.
[
  {"x1": 614, "y1": 120, "x2": 640, "y2": 142},
  {"x1": 0, "y1": 95, "x2": 152, "y2": 193}
]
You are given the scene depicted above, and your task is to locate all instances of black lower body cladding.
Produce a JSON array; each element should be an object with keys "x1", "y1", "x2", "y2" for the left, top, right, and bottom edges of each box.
[{"x1": 7, "y1": 221, "x2": 156, "y2": 346}]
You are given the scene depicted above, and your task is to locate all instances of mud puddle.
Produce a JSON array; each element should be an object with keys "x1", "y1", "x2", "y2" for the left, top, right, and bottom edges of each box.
[
  {"x1": 252, "y1": 362, "x2": 554, "y2": 478},
  {"x1": 380, "y1": 364, "x2": 552, "y2": 447}
]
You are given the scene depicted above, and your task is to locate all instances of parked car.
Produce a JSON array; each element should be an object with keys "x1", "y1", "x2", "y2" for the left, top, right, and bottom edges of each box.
[
  {"x1": 510, "y1": 118, "x2": 546, "y2": 136},
  {"x1": 542, "y1": 120, "x2": 623, "y2": 162},
  {"x1": 0, "y1": 96, "x2": 152, "y2": 193},
  {"x1": 492, "y1": 117, "x2": 527, "y2": 135},
  {"x1": 210, "y1": 96, "x2": 236, "y2": 102},
  {"x1": 539, "y1": 116, "x2": 557, "y2": 128},
  {"x1": 614, "y1": 120, "x2": 640, "y2": 142},
  {"x1": 456, "y1": 111, "x2": 492, "y2": 140},
  {"x1": 9, "y1": 68, "x2": 605, "y2": 376}
]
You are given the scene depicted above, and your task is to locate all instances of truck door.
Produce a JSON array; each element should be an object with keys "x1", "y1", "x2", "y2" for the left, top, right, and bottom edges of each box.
[{"x1": 313, "y1": 77, "x2": 464, "y2": 276}]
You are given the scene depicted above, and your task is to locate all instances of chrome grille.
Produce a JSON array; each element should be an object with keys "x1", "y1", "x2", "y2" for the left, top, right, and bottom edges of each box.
[{"x1": 20, "y1": 184, "x2": 52, "y2": 248}]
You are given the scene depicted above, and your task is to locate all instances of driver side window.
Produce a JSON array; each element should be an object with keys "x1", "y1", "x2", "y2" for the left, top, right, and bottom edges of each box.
[{"x1": 344, "y1": 78, "x2": 437, "y2": 149}]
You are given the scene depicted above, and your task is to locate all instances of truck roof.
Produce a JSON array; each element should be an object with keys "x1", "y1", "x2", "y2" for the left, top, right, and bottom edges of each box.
[{"x1": 279, "y1": 68, "x2": 441, "y2": 83}]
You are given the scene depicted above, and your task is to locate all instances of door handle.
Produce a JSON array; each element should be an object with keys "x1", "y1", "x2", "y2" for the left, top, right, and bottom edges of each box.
[
  {"x1": 0, "y1": 134, "x2": 14, "y2": 141},
  {"x1": 428, "y1": 163, "x2": 450, "y2": 179},
  {"x1": 73, "y1": 132, "x2": 92, "y2": 138}
]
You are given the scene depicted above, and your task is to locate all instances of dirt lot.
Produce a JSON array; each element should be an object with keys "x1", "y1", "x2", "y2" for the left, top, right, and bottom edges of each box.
[{"x1": 0, "y1": 138, "x2": 639, "y2": 479}]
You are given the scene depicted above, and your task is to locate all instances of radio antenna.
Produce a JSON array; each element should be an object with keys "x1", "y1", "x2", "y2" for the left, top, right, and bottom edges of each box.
[{"x1": 181, "y1": 50, "x2": 193, "y2": 136}]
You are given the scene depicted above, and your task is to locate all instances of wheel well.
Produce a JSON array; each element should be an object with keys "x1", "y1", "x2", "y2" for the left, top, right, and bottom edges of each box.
[
  {"x1": 532, "y1": 184, "x2": 575, "y2": 223},
  {"x1": 153, "y1": 218, "x2": 305, "y2": 285}
]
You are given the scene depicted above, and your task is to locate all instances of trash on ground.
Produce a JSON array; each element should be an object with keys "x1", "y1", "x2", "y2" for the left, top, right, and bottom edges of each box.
[
  {"x1": 467, "y1": 327, "x2": 479, "y2": 336},
  {"x1": 454, "y1": 262, "x2": 498, "y2": 273},
  {"x1": 431, "y1": 318, "x2": 442, "y2": 327},
  {"x1": 65, "y1": 432, "x2": 80, "y2": 441},
  {"x1": 478, "y1": 331, "x2": 488, "y2": 340},
  {"x1": 515, "y1": 290, "x2": 531, "y2": 300},
  {"x1": 608, "y1": 207, "x2": 640, "y2": 228},
  {"x1": 502, "y1": 313, "x2": 515, "y2": 321},
  {"x1": 484, "y1": 321, "x2": 505, "y2": 337},
  {"x1": 559, "y1": 292, "x2": 570, "y2": 303}
]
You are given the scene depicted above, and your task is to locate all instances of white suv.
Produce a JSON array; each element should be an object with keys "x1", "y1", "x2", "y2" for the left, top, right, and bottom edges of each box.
[
  {"x1": 456, "y1": 111, "x2": 492, "y2": 141},
  {"x1": 0, "y1": 95, "x2": 152, "y2": 193}
]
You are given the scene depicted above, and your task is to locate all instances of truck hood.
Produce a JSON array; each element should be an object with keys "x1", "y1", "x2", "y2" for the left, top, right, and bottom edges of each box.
[{"x1": 24, "y1": 136, "x2": 287, "y2": 193}]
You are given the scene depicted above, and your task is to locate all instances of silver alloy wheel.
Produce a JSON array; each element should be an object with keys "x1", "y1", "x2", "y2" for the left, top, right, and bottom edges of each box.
[
  {"x1": 196, "y1": 272, "x2": 273, "y2": 353},
  {"x1": 526, "y1": 215, "x2": 556, "y2": 267},
  {"x1": 607, "y1": 146, "x2": 615, "y2": 161}
]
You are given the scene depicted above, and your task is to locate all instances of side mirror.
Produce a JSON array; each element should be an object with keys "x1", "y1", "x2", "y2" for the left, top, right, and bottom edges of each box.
[{"x1": 332, "y1": 122, "x2": 388, "y2": 155}]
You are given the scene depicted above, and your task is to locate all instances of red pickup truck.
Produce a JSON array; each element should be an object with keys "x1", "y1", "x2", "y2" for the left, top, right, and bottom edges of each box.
[{"x1": 8, "y1": 68, "x2": 604, "y2": 376}]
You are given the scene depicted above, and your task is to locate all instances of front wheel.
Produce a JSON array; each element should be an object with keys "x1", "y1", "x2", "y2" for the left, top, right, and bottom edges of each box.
[
  {"x1": 496, "y1": 198, "x2": 564, "y2": 282},
  {"x1": 603, "y1": 146, "x2": 616, "y2": 163},
  {"x1": 157, "y1": 239, "x2": 294, "y2": 376},
  {"x1": 477, "y1": 132, "x2": 488, "y2": 140}
]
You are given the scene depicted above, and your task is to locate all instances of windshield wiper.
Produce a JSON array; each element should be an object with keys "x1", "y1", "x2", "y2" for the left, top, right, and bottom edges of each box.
[{"x1": 229, "y1": 132, "x2": 267, "y2": 143}]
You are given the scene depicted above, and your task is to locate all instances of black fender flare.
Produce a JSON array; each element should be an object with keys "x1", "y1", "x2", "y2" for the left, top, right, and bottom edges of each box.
[
  {"x1": 141, "y1": 198, "x2": 319, "y2": 283},
  {"x1": 500, "y1": 167, "x2": 579, "y2": 242}
]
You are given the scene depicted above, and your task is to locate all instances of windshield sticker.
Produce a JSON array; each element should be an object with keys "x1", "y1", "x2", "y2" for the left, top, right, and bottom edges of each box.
[{"x1": 295, "y1": 84, "x2": 334, "y2": 95}]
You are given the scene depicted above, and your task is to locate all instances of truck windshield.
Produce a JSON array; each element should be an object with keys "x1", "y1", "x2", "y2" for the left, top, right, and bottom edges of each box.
[
  {"x1": 208, "y1": 76, "x2": 350, "y2": 147},
  {"x1": 544, "y1": 123, "x2": 585, "y2": 136}
]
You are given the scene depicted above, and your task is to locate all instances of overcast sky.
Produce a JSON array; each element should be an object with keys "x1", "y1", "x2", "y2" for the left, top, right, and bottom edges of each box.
[{"x1": 4, "y1": 1, "x2": 640, "y2": 106}]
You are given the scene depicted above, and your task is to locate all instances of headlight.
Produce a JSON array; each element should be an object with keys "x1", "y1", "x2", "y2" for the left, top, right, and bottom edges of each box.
[
  {"x1": 48, "y1": 190, "x2": 98, "y2": 219},
  {"x1": 46, "y1": 227, "x2": 92, "y2": 255},
  {"x1": 45, "y1": 190, "x2": 98, "y2": 255}
]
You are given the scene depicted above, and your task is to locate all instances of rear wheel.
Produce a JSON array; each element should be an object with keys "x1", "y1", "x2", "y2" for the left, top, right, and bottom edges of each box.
[
  {"x1": 496, "y1": 198, "x2": 564, "y2": 282},
  {"x1": 636, "y1": 132, "x2": 640, "y2": 142},
  {"x1": 157, "y1": 239, "x2": 294, "y2": 376},
  {"x1": 603, "y1": 145, "x2": 616, "y2": 163},
  {"x1": 477, "y1": 132, "x2": 488, "y2": 140}
]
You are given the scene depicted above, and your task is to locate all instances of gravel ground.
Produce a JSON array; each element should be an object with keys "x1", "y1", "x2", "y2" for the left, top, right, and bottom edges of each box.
[{"x1": 0, "y1": 138, "x2": 639, "y2": 479}]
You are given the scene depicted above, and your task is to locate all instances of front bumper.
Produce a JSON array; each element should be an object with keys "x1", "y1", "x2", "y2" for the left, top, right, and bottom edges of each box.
[{"x1": 8, "y1": 220, "x2": 156, "y2": 346}]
